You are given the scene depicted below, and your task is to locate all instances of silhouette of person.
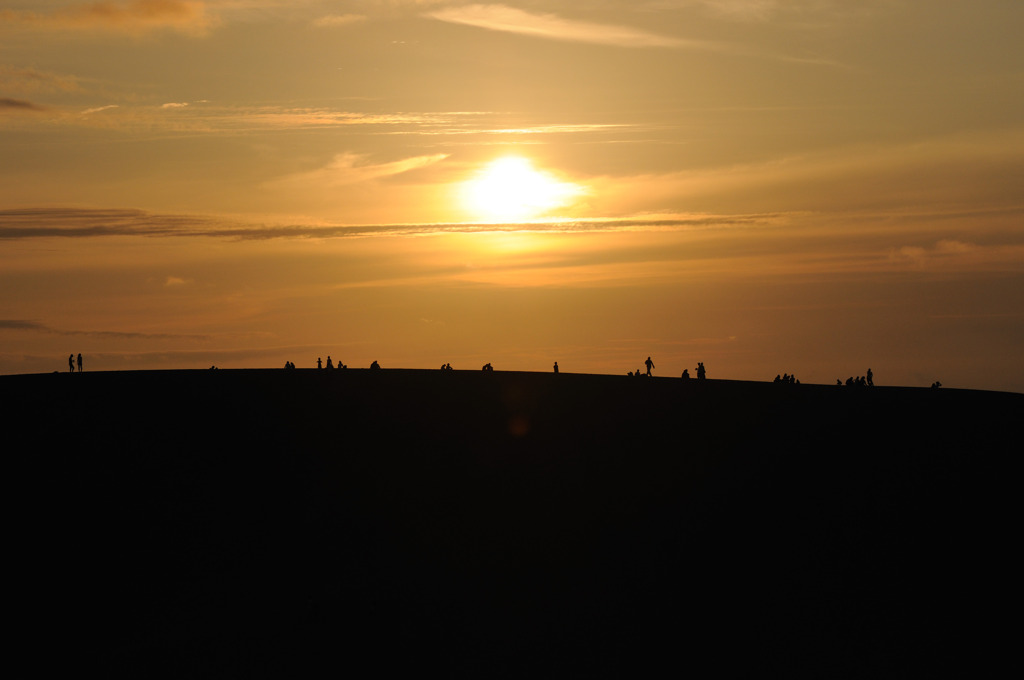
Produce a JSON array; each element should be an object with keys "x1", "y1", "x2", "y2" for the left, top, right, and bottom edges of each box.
[
  {"x1": 696, "y1": 362, "x2": 706, "y2": 380},
  {"x1": 553, "y1": 361, "x2": 559, "y2": 374},
  {"x1": 866, "y1": 368, "x2": 873, "y2": 387},
  {"x1": 681, "y1": 369, "x2": 689, "y2": 380},
  {"x1": 645, "y1": 356, "x2": 654, "y2": 377},
  {"x1": 317, "y1": 357, "x2": 322, "y2": 369},
  {"x1": 370, "y1": 360, "x2": 381, "y2": 370},
  {"x1": 77, "y1": 353, "x2": 83, "y2": 373},
  {"x1": 69, "y1": 354, "x2": 75, "y2": 373},
  {"x1": 326, "y1": 356, "x2": 334, "y2": 369}
]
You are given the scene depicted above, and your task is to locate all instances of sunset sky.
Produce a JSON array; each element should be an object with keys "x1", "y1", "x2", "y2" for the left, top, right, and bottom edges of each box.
[{"x1": 2, "y1": 1, "x2": 1022, "y2": 391}]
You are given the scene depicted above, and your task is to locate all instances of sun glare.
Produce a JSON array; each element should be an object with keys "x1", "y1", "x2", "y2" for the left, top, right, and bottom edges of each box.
[{"x1": 460, "y1": 157, "x2": 583, "y2": 222}]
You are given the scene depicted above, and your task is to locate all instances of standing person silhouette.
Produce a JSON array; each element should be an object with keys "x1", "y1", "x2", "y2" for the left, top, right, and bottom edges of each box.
[
  {"x1": 866, "y1": 368, "x2": 873, "y2": 387},
  {"x1": 69, "y1": 354, "x2": 75, "y2": 373},
  {"x1": 77, "y1": 353, "x2": 83, "y2": 373},
  {"x1": 553, "y1": 361, "x2": 559, "y2": 374},
  {"x1": 696, "y1": 362, "x2": 706, "y2": 380},
  {"x1": 645, "y1": 356, "x2": 654, "y2": 377},
  {"x1": 317, "y1": 357, "x2": 322, "y2": 369}
]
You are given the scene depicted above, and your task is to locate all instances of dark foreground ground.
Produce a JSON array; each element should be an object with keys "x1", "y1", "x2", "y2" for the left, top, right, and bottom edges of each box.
[{"x1": 5, "y1": 369, "x2": 1021, "y2": 677}]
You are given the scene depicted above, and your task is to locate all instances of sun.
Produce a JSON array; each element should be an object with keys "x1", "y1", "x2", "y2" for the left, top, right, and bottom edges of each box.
[{"x1": 460, "y1": 157, "x2": 583, "y2": 222}]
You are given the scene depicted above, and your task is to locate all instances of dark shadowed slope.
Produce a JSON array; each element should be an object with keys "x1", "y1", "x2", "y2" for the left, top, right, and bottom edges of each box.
[{"x1": 5, "y1": 370, "x2": 1020, "y2": 677}]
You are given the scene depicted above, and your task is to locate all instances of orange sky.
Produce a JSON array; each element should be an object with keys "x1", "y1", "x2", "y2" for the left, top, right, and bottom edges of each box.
[{"x1": 2, "y1": 1, "x2": 1023, "y2": 391}]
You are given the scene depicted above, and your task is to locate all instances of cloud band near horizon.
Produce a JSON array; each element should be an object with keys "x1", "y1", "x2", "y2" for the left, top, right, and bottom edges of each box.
[{"x1": 0, "y1": 207, "x2": 787, "y2": 241}]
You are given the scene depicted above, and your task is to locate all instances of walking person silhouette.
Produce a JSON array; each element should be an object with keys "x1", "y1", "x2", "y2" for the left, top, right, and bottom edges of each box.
[
  {"x1": 69, "y1": 354, "x2": 75, "y2": 373},
  {"x1": 645, "y1": 356, "x2": 654, "y2": 377},
  {"x1": 77, "y1": 353, "x2": 83, "y2": 373}
]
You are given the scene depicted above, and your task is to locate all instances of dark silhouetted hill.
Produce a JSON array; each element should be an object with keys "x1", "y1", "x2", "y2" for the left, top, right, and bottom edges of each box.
[{"x1": 5, "y1": 369, "x2": 1020, "y2": 677}]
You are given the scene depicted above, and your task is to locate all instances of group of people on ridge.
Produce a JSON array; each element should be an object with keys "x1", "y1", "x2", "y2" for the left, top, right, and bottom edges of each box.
[
  {"x1": 314, "y1": 356, "x2": 349, "y2": 370},
  {"x1": 678, "y1": 361, "x2": 707, "y2": 380},
  {"x1": 277, "y1": 357, "x2": 893, "y2": 389},
  {"x1": 68, "y1": 353, "x2": 83, "y2": 372},
  {"x1": 839, "y1": 368, "x2": 874, "y2": 387}
]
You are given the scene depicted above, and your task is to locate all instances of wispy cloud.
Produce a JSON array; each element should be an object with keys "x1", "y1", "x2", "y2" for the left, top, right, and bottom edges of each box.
[
  {"x1": 0, "y1": 320, "x2": 45, "y2": 330},
  {"x1": 0, "y1": 1, "x2": 215, "y2": 36},
  {"x1": 0, "y1": 66, "x2": 83, "y2": 94},
  {"x1": 80, "y1": 104, "x2": 119, "y2": 115},
  {"x1": 312, "y1": 14, "x2": 366, "y2": 28},
  {"x1": 0, "y1": 206, "x2": 783, "y2": 241},
  {"x1": 656, "y1": 0, "x2": 858, "y2": 24},
  {"x1": 0, "y1": 97, "x2": 45, "y2": 112},
  {"x1": 427, "y1": 4, "x2": 702, "y2": 49},
  {"x1": 5, "y1": 204, "x2": 1022, "y2": 286},
  {"x1": 0, "y1": 208, "x2": 232, "y2": 239},
  {"x1": 270, "y1": 152, "x2": 451, "y2": 189},
  {"x1": 689, "y1": 0, "x2": 781, "y2": 22},
  {"x1": 0, "y1": 318, "x2": 208, "y2": 340}
]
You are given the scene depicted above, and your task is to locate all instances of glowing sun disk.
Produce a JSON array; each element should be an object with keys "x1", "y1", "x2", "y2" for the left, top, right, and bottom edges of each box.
[{"x1": 461, "y1": 157, "x2": 582, "y2": 222}]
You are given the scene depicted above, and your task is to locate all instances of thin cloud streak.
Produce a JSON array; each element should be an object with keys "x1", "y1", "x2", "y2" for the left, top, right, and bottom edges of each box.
[
  {"x1": 0, "y1": 98, "x2": 45, "y2": 111},
  {"x1": 427, "y1": 4, "x2": 705, "y2": 49},
  {"x1": 269, "y1": 153, "x2": 450, "y2": 189},
  {"x1": 312, "y1": 14, "x2": 366, "y2": 28},
  {"x1": 0, "y1": 318, "x2": 209, "y2": 340},
  {"x1": 426, "y1": 4, "x2": 846, "y2": 66},
  {"x1": 80, "y1": 104, "x2": 119, "y2": 115},
  {"x1": 2, "y1": 101, "x2": 636, "y2": 138},
  {"x1": 0, "y1": 0, "x2": 215, "y2": 36},
  {"x1": 0, "y1": 66, "x2": 83, "y2": 94},
  {"x1": 0, "y1": 207, "x2": 784, "y2": 241}
]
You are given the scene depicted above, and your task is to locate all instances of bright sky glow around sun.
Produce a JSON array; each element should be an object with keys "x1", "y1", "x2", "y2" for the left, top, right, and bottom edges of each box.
[{"x1": 1, "y1": 1, "x2": 1023, "y2": 391}]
